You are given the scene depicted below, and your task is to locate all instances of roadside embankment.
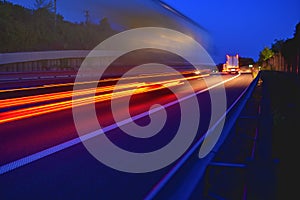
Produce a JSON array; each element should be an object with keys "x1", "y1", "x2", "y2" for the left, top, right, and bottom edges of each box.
[{"x1": 259, "y1": 70, "x2": 300, "y2": 199}]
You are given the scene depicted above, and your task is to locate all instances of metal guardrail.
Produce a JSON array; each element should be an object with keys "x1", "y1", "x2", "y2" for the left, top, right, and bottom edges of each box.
[
  {"x1": 0, "y1": 50, "x2": 123, "y2": 73},
  {"x1": 0, "y1": 50, "x2": 125, "y2": 65}
]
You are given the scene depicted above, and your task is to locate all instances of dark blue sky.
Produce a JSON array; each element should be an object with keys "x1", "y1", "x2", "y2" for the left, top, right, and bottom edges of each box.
[
  {"x1": 7, "y1": 0, "x2": 300, "y2": 64},
  {"x1": 164, "y1": 0, "x2": 300, "y2": 63}
]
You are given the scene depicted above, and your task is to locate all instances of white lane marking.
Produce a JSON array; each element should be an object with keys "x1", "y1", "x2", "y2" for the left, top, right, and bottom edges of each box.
[
  {"x1": 21, "y1": 77, "x2": 38, "y2": 80},
  {"x1": 0, "y1": 74, "x2": 241, "y2": 175},
  {"x1": 55, "y1": 75, "x2": 69, "y2": 78},
  {"x1": 40, "y1": 76, "x2": 55, "y2": 79},
  {"x1": 0, "y1": 75, "x2": 72, "y2": 83},
  {"x1": 0, "y1": 78, "x2": 19, "y2": 81}
]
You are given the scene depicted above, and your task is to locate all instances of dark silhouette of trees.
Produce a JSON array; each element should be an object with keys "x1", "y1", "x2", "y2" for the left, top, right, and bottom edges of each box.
[
  {"x1": 271, "y1": 39, "x2": 285, "y2": 53},
  {"x1": 281, "y1": 22, "x2": 300, "y2": 73},
  {"x1": 0, "y1": 1, "x2": 117, "y2": 53},
  {"x1": 34, "y1": 0, "x2": 53, "y2": 10},
  {"x1": 257, "y1": 22, "x2": 300, "y2": 74},
  {"x1": 239, "y1": 57, "x2": 255, "y2": 67}
]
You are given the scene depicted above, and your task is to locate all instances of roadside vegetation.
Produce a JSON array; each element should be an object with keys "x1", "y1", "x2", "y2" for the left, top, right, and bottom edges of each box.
[
  {"x1": 0, "y1": 0, "x2": 117, "y2": 53},
  {"x1": 254, "y1": 21, "x2": 300, "y2": 198},
  {"x1": 257, "y1": 22, "x2": 300, "y2": 74}
]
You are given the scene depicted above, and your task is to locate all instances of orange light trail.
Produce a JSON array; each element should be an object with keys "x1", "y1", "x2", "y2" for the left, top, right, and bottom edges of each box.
[
  {"x1": 0, "y1": 82, "x2": 145, "y2": 109},
  {"x1": 0, "y1": 71, "x2": 197, "y2": 93},
  {"x1": 0, "y1": 73, "x2": 208, "y2": 124}
]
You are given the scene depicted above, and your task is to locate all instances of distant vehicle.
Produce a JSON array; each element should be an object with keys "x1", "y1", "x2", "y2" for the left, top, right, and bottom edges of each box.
[{"x1": 222, "y1": 54, "x2": 240, "y2": 74}]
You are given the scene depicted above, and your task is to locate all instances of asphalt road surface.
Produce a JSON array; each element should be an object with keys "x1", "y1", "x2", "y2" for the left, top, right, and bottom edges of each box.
[{"x1": 0, "y1": 73, "x2": 254, "y2": 199}]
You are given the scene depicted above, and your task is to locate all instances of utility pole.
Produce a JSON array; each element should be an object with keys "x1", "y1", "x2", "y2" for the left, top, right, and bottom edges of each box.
[
  {"x1": 84, "y1": 10, "x2": 90, "y2": 25},
  {"x1": 53, "y1": 0, "x2": 57, "y2": 27}
]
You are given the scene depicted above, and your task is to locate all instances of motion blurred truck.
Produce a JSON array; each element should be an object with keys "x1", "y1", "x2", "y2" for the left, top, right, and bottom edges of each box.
[{"x1": 222, "y1": 54, "x2": 240, "y2": 74}]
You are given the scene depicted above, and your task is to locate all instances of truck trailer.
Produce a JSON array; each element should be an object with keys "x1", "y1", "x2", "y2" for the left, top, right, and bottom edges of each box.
[{"x1": 222, "y1": 54, "x2": 240, "y2": 74}]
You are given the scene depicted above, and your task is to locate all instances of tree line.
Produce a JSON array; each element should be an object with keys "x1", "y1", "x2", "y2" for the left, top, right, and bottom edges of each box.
[
  {"x1": 0, "y1": 1, "x2": 117, "y2": 53},
  {"x1": 258, "y1": 22, "x2": 300, "y2": 74}
]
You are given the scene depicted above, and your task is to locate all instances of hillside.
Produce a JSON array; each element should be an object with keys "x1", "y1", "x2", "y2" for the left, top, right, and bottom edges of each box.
[{"x1": 0, "y1": 1, "x2": 117, "y2": 53}]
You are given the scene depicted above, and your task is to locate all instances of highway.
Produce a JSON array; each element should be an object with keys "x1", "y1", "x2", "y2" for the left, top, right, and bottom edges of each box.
[{"x1": 0, "y1": 72, "x2": 254, "y2": 199}]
